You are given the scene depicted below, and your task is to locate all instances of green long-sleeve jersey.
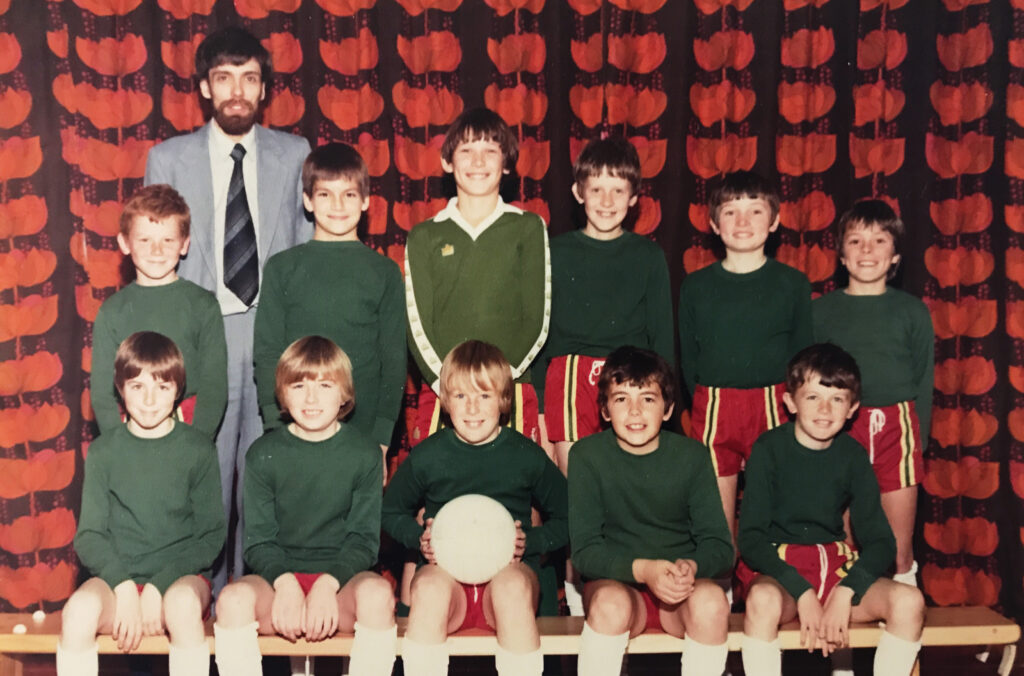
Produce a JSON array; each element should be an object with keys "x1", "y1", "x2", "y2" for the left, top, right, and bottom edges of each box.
[
  {"x1": 569, "y1": 429, "x2": 733, "y2": 583},
  {"x1": 381, "y1": 427, "x2": 568, "y2": 575},
  {"x1": 91, "y1": 279, "x2": 227, "y2": 438},
  {"x1": 813, "y1": 288, "x2": 934, "y2": 442},
  {"x1": 677, "y1": 259, "x2": 812, "y2": 397},
  {"x1": 253, "y1": 240, "x2": 406, "y2": 446},
  {"x1": 405, "y1": 200, "x2": 550, "y2": 389},
  {"x1": 535, "y1": 230, "x2": 674, "y2": 412},
  {"x1": 74, "y1": 422, "x2": 226, "y2": 593},
  {"x1": 738, "y1": 424, "x2": 896, "y2": 603},
  {"x1": 244, "y1": 424, "x2": 382, "y2": 586}
]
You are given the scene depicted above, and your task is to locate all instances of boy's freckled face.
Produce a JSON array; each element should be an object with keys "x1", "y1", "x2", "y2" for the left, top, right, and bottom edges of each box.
[
  {"x1": 601, "y1": 381, "x2": 673, "y2": 455},
  {"x1": 840, "y1": 224, "x2": 899, "y2": 286},
  {"x1": 122, "y1": 369, "x2": 178, "y2": 438},
  {"x1": 573, "y1": 171, "x2": 637, "y2": 240},
  {"x1": 442, "y1": 137, "x2": 507, "y2": 199},
  {"x1": 711, "y1": 196, "x2": 779, "y2": 255},
  {"x1": 282, "y1": 376, "x2": 344, "y2": 442},
  {"x1": 444, "y1": 378, "x2": 502, "y2": 446},
  {"x1": 304, "y1": 177, "x2": 369, "y2": 242},
  {"x1": 783, "y1": 374, "x2": 859, "y2": 450},
  {"x1": 117, "y1": 216, "x2": 190, "y2": 286}
]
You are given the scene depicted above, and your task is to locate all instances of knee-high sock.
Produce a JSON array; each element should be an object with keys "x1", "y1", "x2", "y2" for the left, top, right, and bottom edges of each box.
[
  {"x1": 349, "y1": 622, "x2": 398, "y2": 676},
  {"x1": 577, "y1": 622, "x2": 629, "y2": 676},
  {"x1": 213, "y1": 622, "x2": 261, "y2": 676},
  {"x1": 874, "y1": 630, "x2": 922, "y2": 676},
  {"x1": 56, "y1": 641, "x2": 98, "y2": 676},
  {"x1": 495, "y1": 643, "x2": 543, "y2": 676},
  {"x1": 741, "y1": 634, "x2": 782, "y2": 676},
  {"x1": 169, "y1": 642, "x2": 211, "y2": 676},
  {"x1": 401, "y1": 636, "x2": 449, "y2": 676},
  {"x1": 564, "y1": 579, "x2": 584, "y2": 617},
  {"x1": 680, "y1": 636, "x2": 728, "y2": 676}
]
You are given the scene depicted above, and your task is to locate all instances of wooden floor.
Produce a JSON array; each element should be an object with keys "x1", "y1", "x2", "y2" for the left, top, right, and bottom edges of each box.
[{"x1": 13, "y1": 645, "x2": 1022, "y2": 674}]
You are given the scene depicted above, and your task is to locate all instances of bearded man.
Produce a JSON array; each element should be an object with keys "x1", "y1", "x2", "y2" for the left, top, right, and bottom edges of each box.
[{"x1": 144, "y1": 26, "x2": 311, "y2": 589}]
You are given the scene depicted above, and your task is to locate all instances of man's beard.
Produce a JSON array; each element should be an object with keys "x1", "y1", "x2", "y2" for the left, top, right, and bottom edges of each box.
[{"x1": 214, "y1": 100, "x2": 258, "y2": 136}]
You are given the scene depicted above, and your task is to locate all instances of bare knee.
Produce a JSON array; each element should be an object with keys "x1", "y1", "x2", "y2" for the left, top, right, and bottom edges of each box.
[
  {"x1": 586, "y1": 585, "x2": 635, "y2": 635},
  {"x1": 488, "y1": 566, "x2": 535, "y2": 615},
  {"x1": 163, "y1": 584, "x2": 204, "y2": 634},
  {"x1": 61, "y1": 589, "x2": 103, "y2": 645},
  {"x1": 888, "y1": 584, "x2": 925, "y2": 638},
  {"x1": 354, "y1": 575, "x2": 396, "y2": 626},
  {"x1": 685, "y1": 581, "x2": 729, "y2": 638},
  {"x1": 409, "y1": 568, "x2": 455, "y2": 611},
  {"x1": 215, "y1": 582, "x2": 256, "y2": 628},
  {"x1": 744, "y1": 582, "x2": 784, "y2": 629}
]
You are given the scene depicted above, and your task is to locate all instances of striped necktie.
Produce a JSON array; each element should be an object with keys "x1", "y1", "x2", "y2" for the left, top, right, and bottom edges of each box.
[{"x1": 224, "y1": 143, "x2": 258, "y2": 305}]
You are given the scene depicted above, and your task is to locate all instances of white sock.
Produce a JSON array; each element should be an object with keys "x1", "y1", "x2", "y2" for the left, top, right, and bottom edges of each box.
[
  {"x1": 873, "y1": 630, "x2": 922, "y2": 676},
  {"x1": 290, "y1": 655, "x2": 313, "y2": 676},
  {"x1": 56, "y1": 641, "x2": 98, "y2": 676},
  {"x1": 578, "y1": 622, "x2": 629, "y2": 676},
  {"x1": 213, "y1": 622, "x2": 262, "y2": 676},
  {"x1": 741, "y1": 634, "x2": 781, "y2": 676},
  {"x1": 168, "y1": 642, "x2": 210, "y2": 676},
  {"x1": 680, "y1": 636, "x2": 728, "y2": 676},
  {"x1": 350, "y1": 622, "x2": 397, "y2": 676},
  {"x1": 401, "y1": 636, "x2": 449, "y2": 676},
  {"x1": 494, "y1": 643, "x2": 543, "y2": 676},
  {"x1": 892, "y1": 560, "x2": 919, "y2": 587},
  {"x1": 829, "y1": 645, "x2": 854, "y2": 676},
  {"x1": 564, "y1": 579, "x2": 585, "y2": 617}
]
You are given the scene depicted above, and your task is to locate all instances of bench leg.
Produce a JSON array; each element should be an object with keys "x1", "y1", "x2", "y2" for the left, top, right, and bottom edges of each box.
[{"x1": 0, "y1": 653, "x2": 24, "y2": 676}]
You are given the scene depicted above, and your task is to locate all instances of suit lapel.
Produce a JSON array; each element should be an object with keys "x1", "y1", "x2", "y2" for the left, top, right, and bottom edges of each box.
[
  {"x1": 183, "y1": 124, "x2": 216, "y2": 281},
  {"x1": 255, "y1": 125, "x2": 289, "y2": 260}
]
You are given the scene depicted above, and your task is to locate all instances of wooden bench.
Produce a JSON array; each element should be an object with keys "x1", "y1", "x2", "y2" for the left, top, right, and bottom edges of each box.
[{"x1": 0, "y1": 607, "x2": 1017, "y2": 675}]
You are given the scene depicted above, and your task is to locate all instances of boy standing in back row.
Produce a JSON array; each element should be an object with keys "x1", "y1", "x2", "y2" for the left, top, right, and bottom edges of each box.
[
  {"x1": 678, "y1": 171, "x2": 813, "y2": 543},
  {"x1": 405, "y1": 108, "x2": 550, "y2": 444}
]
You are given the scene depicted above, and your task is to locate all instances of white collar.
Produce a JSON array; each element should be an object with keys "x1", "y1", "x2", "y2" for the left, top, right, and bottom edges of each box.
[
  {"x1": 209, "y1": 121, "x2": 257, "y2": 158},
  {"x1": 433, "y1": 196, "x2": 523, "y2": 240}
]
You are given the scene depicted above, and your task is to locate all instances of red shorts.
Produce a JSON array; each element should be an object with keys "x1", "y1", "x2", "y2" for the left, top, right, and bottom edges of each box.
[
  {"x1": 637, "y1": 585, "x2": 665, "y2": 631},
  {"x1": 411, "y1": 383, "x2": 540, "y2": 446},
  {"x1": 457, "y1": 583, "x2": 492, "y2": 631},
  {"x1": 748, "y1": 542, "x2": 858, "y2": 603},
  {"x1": 294, "y1": 572, "x2": 323, "y2": 596},
  {"x1": 692, "y1": 383, "x2": 787, "y2": 477},
  {"x1": 848, "y1": 402, "x2": 923, "y2": 492},
  {"x1": 544, "y1": 355, "x2": 606, "y2": 443}
]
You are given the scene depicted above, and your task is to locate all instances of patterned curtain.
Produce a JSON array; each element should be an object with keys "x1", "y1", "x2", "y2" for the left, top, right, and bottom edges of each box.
[{"x1": 0, "y1": 0, "x2": 1021, "y2": 622}]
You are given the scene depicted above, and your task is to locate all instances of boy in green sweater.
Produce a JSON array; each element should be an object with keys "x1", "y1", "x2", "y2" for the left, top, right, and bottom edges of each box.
[
  {"x1": 738, "y1": 343, "x2": 925, "y2": 676},
  {"x1": 405, "y1": 108, "x2": 550, "y2": 446},
  {"x1": 569, "y1": 346, "x2": 733, "y2": 676},
  {"x1": 537, "y1": 137, "x2": 673, "y2": 475},
  {"x1": 61, "y1": 332, "x2": 226, "y2": 676},
  {"x1": 92, "y1": 184, "x2": 227, "y2": 439},
  {"x1": 214, "y1": 336, "x2": 395, "y2": 676},
  {"x1": 678, "y1": 171, "x2": 812, "y2": 542},
  {"x1": 382, "y1": 340, "x2": 568, "y2": 676},
  {"x1": 254, "y1": 142, "x2": 404, "y2": 475},
  {"x1": 813, "y1": 200, "x2": 934, "y2": 587}
]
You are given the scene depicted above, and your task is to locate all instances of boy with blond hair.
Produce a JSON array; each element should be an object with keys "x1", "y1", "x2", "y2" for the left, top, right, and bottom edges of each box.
[
  {"x1": 215, "y1": 336, "x2": 395, "y2": 676},
  {"x1": 678, "y1": 170, "x2": 813, "y2": 541},
  {"x1": 92, "y1": 184, "x2": 227, "y2": 439},
  {"x1": 382, "y1": 340, "x2": 568, "y2": 676},
  {"x1": 570, "y1": 346, "x2": 733, "y2": 676},
  {"x1": 739, "y1": 343, "x2": 925, "y2": 676},
  {"x1": 405, "y1": 108, "x2": 550, "y2": 445},
  {"x1": 254, "y1": 142, "x2": 405, "y2": 469},
  {"x1": 62, "y1": 332, "x2": 225, "y2": 676},
  {"x1": 813, "y1": 200, "x2": 934, "y2": 587}
]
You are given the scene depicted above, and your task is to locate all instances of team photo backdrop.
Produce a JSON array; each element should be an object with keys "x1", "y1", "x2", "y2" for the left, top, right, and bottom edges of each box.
[{"x1": 0, "y1": 0, "x2": 1022, "y2": 622}]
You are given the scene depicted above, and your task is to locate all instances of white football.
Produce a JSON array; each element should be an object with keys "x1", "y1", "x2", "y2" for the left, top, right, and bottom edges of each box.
[{"x1": 431, "y1": 494, "x2": 516, "y2": 585}]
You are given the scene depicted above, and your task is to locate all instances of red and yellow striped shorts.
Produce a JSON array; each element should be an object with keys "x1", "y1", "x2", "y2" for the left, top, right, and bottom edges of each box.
[
  {"x1": 543, "y1": 354, "x2": 606, "y2": 443},
  {"x1": 777, "y1": 541, "x2": 858, "y2": 602},
  {"x1": 691, "y1": 383, "x2": 787, "y2": 477},
  {"x1": 848, "y1": 401, "x2": 923, "y2": 492}
]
